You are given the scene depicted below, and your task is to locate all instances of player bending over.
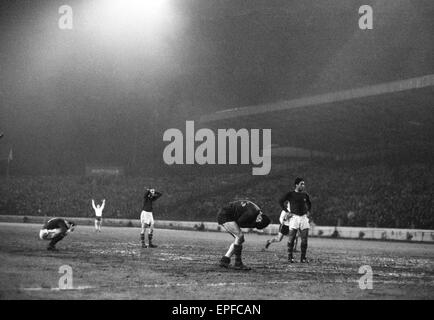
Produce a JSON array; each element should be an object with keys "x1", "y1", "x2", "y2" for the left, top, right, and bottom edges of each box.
[
  {"x1": 140, "y1": 187, "x2": 162, "y2": 248},
  {"x1": 39, "y1": 218, "x2": 76, "y2": 251},
  {"x1": 217, "y1": 200, "x2": 271, "y2": 270},
  {"x1": 92, "y1": 199, "x2": 105, "y2": 232},
  {"x1": 265, "y1": 201, "x2": 298, "y2": 250}
]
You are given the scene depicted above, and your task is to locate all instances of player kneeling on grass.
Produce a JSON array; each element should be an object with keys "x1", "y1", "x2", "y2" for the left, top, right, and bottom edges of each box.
[
  {"x1": 217, "y1": 200, "x2": 271, "y2": 270},
  {"x1": 39, "y1": 218, "x2": 76, "y2": 251},
  {"x1": 140, "y1": 187, "x2": 162, "y2": 248}
]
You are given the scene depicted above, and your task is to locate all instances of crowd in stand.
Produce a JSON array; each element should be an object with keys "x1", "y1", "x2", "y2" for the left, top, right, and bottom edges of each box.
[{"x1": 1, "y1": 162, "x2": 433, "y2": 229}]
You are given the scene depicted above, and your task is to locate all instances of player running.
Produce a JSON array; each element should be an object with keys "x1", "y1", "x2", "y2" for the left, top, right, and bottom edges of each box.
[
  {"x1": 265, "y1": 201, "x2": 300, "y2": 251},
  {"x1": 140, "y1": 188, "x2": 162, "y2": 248},
  {"x1": 39, "y1": 218, "x2": 76, "y2": 251},
  {"x1": 92, "y1": 199, "x2": 105, "y2": 232},
  {"x1": 217, "y1": 200, "x2": 271, "y2": 270},
  {"x1": 264, "y1": 201, "x2": 298, "y2": 250},
  {"x1": 279, "y1": 177, "x2": 312, "y2": 263}
]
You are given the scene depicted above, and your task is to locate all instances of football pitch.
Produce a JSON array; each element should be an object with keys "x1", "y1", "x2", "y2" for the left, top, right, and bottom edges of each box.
[{"x1": 0, "y1": 222, "x2": 433, "y2": 300}]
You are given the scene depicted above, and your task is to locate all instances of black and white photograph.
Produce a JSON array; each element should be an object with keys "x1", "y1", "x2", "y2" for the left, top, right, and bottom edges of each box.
[{"x1": 0, "y1": 0, "x2": 433, "y2": 305}]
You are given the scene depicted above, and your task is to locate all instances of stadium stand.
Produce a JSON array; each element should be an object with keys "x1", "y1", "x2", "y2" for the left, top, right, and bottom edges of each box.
[{"x1": 1, "y1": 160, "x2": 433, "y2": 229}]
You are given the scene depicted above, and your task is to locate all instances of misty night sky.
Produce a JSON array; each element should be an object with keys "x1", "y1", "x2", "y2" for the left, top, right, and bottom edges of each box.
[{"x1": 0, "y1": 0, "x2": 433, "y2": 174}]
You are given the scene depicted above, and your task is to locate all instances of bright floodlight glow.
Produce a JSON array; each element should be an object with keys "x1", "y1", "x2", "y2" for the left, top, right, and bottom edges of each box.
[
  {"x1": 104, "y1": 0, "x2": 168, "y2": 31},
  {"x1": 82, "y1": 0, "x2": 182, "y2": 75},
  {"x1": 87, "y1": 0, "x2": 178, "y2": 43}
]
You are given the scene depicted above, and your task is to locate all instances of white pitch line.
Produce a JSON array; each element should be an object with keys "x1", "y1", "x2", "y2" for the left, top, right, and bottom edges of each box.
[
  {"x1": 22, "y1": 286, "x2": 95, "y2": 291},
  {"x1": 128, "y1": 279, "x2": 433, "y2": 289},
  {"x1": 20, "y1": 281, "x2": 309, "y2": 291},
  {"x1": 21, "y1": 279, "x2": 432, "y2": 292}
]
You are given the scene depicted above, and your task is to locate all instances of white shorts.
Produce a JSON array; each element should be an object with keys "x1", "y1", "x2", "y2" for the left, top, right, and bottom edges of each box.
[
  {"x1": 289, "y1": 215, "x2": 310, "y2": 230},
  {"x1": 140, "y1": 211, "x2": 154, "y2": 226},
  {"x1": 39, "y1": 228, "x2": 62, "y2": 240}
]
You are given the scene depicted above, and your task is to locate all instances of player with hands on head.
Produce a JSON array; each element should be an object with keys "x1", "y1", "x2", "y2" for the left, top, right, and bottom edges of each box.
[{"x1": 140, "y1": 187, "x2": 163, "y2": 248}]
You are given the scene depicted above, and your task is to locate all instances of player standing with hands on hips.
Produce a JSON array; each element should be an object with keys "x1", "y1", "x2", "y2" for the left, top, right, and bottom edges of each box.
[
  {"x1": 140, "y1": 187, "x2": 163, "y2": 248},
  {"x1": 92, "y1": 199, "x2": 105, "y2": 232},
  {"x1": 279, "y1": 177, "x2": 312, "y2": 263}
]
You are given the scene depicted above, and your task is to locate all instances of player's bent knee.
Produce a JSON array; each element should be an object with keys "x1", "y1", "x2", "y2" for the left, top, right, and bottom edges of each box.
[{"x1": 236, "y1": 234, "x2": 245, "y2": 244}]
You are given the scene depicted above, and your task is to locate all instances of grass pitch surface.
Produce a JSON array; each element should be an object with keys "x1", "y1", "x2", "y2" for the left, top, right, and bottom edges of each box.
[{"x1": 0, "y1": 223, "x2": 433, "y2": 299}]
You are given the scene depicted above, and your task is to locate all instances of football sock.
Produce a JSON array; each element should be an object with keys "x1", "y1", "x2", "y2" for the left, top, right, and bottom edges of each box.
[
  {"x1": 225, "y1": 243, "x2": 235, "y2": 258},
  {"x1": 219, "y1": 256, "x2": 230, "y2": 267},
  {"x1": 148, "y1": 233, "x2": 156, "y2": 247},
  {"x1": 300, "y1": 230, "x2": 308, "y2": 259},
  {"x1": 233, "y1": 244, "x2": 243, "y2": 266},
  {"x1": 287, "y1": 242, "x2": 293, "y2": 260}
]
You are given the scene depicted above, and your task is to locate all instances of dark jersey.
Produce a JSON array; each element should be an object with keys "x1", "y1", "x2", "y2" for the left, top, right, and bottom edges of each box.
[
  {"x1": 142, "y1": 190, "x2": 162, "y2": 212},
  {"x1": 217, "y1": 200, "x2": 262, "y2": 228},
  {"x1": 279, "y1": 191, "x2": 311, "y2": 216},
  {"x1": 43, "y1": 218, "x2": 68, "y2": 232}
]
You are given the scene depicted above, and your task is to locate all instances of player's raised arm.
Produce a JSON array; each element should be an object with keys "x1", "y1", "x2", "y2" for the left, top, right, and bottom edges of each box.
[
  {"x1": 152, "y1": 190, "x2": 163, "y2": 200},
  {"x1": 144, "y1": 189, "x2": 151, "y2": 198},
  {"x1": 92, "y1": 199, "x2": 96, "y2": 210},
  {"x1": 101, "y1": 199, "x2": 106, "y2": 210}
]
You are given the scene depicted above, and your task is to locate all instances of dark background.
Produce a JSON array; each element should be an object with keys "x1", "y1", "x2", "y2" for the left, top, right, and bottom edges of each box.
[{"x1": 1, "y1": 0, "x2": 433, "y2": 175}]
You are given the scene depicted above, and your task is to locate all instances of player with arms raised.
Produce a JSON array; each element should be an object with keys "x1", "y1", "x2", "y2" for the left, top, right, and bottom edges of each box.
[{"x1": 92, "y1": 199, "x2": 105, "y2": 232}]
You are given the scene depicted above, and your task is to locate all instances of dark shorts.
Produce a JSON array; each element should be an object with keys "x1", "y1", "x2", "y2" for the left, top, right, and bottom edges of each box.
[
  {"x1": 95, "y1": 217, "x2": 102, "y2": 222},
  {"x1": 279, "y1": 224, "x2": 289, "y2": 236},
  {"x1": 217, "y1": 208, "x2": 235, "y2": 225}
]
